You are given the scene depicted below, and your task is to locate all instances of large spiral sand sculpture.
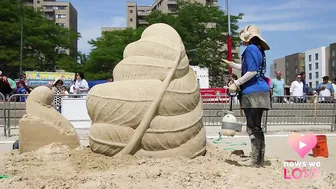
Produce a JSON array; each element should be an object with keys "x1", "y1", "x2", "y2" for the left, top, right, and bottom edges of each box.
[
  {"x1": 19, "y1": 86, "x2": 80, "y2": 153},
  {"x1": 87, "y1": 23, "x2": 207, "y2": 158}
]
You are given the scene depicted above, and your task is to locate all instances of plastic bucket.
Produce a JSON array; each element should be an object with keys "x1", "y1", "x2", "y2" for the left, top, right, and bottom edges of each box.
[{"x1": 312, "y1": 135, "x2": 328, "y2": 158}]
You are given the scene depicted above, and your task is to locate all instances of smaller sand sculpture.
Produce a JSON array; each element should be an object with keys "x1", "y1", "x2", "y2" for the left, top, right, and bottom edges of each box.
[
  {"x1": 87, "y1": 23, "x2": 207, "y2": 158},
  {"x1": 19, "y1": 86, "x2": 80, "y2": 153}
]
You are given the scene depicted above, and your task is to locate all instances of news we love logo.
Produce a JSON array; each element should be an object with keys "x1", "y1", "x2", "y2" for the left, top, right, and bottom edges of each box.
[{"x1": 284, "y1": 133, "x2": 320, "y2": 180}]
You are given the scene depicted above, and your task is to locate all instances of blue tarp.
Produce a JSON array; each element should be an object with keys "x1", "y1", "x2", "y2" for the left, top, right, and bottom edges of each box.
[{"x1": 88, "y1": 80, "x2": 108, "y2": 88}]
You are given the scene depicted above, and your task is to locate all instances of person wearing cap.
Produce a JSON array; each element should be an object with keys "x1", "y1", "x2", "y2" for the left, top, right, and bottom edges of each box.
[
  {"x1": 52, "y1": 78, "x2": 65, "y2": 113},
  {"x1": 271, "y1": 71, "x2": 285, "y2": 103},
  {"x1": 223, "y1": 25, "x2": 271, "y2": 167},
  {"x1": 316, "y1": 76, "x2": 334, "y2": 103},
  {"x1": 16, "y1": 74, "x2": 30, "y2": 94}
]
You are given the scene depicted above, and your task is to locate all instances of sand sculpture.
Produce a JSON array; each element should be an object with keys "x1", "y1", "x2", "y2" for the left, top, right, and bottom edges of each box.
[
  {"x1": 19, "y1": 86, "x2": 80, "y2": 153},
  {"x1": 87, "y1": 23, "x2": 207, "y2": 158}
]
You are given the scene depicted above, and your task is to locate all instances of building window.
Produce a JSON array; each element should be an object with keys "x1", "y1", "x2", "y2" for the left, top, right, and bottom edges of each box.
[
  {"x1": 274, "y1": 63, "x2": 277, "y2": 70},
  {"x1": 309, "y1": 55, "x2": 312, "y2": 62},
  {"x1": 309, "y1": 73, "x2": 312, "y2": 79},
  {"x1": 130, "y1": 18, "x2": 133, "y2": 22},
  {"x1": 37, "y1": 0, "x2": 40, "y2": 3},
  {"x1": 44, "y1": 6, "x2": 53, "y2": 9},
  {"x1": 286, "y1": 61, "x2": 288, "y2": 68},
  {"x1": 315, "y1": 62, "x2": 318, "y2": 69},
  {"x1": 315, "y1": 72, "x2": 319, "y2": 79},
  {"x1": 332, "y1": 59, "x2": 336, "y2": 67},
  {"x1": 295, "y1": 67, "x2": 298, "y2": 74},
  {"x1": 315, "y1": 81, "x2": 319, "y2": 87},
  {"x1": 56, "y1": 14, "x2": 66, "y2": 19},
  {"x1": 309, "y1": 82, "x2": 312, "y2": 88},
  {"x1": 130, "y1": 10, "x2": 133, "y2": 13},
  {"x1": 56, "y1": 6, "x2": 66, "y2": 10},
  {"x1": 315, "y1": 53, "x2": 318, "y2": 60},
  {"x1": 333, "y1": 70, "x2": 336, "y2": 76},
  {"x1": 56, "y1": 23, "x2": 65, "y2": 27},
  {"x1": 295, "y1": 59, "x2": 298, "y2": 66},
  {"x1": 308, "y1": 64, "x2": 312, "y2": 71},
  {"x1": 332, "y1": 49, "x2": 335, "y2": 57}
]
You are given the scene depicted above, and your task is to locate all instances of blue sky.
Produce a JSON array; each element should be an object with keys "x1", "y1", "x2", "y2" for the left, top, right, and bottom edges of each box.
[{"x1": 67, "y1": 0, "x2": 336, "y2": 76}]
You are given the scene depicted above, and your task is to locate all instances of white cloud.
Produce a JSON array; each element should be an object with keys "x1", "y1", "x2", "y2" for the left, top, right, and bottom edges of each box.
[
  {"x1": 78, "y1": 16, "x2": 126, "y2": 54},
  {"x1": 257, "y1": 22, "x2": 328, "y2": 31},
  {"x1": 240, "y1": 12, "x2": 304, "y2": 23},
  {"x1": 307, "y1": 34, "x2": 336, "y2": 41},
  {"x1": 268, "y1": 0, "x2": 336, "y2": 10},
  {"x1": 233, "y1": 0, "x2": 336, "y2": 32}
]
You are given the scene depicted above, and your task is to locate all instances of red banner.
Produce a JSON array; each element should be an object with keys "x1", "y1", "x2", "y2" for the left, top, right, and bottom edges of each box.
[{"x1": 200, "y1": 88, "x2": 227, "y2": 96}]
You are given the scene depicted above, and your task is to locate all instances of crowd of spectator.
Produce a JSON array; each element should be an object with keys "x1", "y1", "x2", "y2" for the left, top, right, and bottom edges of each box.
[
  {"x1": 271, "y1": 71, "x2": 335, "y2": 103},
  {"x1": 0, "y1": 71, "x2": 30, "y2": 101}
]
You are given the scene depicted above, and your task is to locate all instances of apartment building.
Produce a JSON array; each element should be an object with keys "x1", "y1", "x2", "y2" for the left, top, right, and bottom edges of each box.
[
  {"x1": 24, "y1": 0, "x2": 78, "y2": 56},
  {"x1": 284, "y1": 53, "x2": 305, "y2": 85},
  {"x1": 329, "y1": 42, "x2": 336, "y2": 79},
  {"x1": 271, "y1": 57, "x2": 286, "y2": 80},
  {"x1": 305, "y1": 47, "x2": 329, "y2": 88},
  {"x1": 126, "y1": 0, "x2": 218, "y2": 29}
]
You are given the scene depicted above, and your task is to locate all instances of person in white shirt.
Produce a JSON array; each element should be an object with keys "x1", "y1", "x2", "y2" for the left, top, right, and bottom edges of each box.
[
  {"x1": 290, "y1": 74, "x2": 305, "y2": 103},
  {"x1": 316, "y1": 76, "x2": 334, "y2": 103},
  {"x1": 69, "y1": 79, "x2": 76, "y2": 95},
  {"x1": 74, "y1": 72, "x2": 89, "y2": 98}
]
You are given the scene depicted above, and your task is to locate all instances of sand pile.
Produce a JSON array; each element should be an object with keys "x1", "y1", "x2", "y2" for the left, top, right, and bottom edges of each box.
[{"x1": 0, "y1": 143, "x2": 335, "y2": 189}]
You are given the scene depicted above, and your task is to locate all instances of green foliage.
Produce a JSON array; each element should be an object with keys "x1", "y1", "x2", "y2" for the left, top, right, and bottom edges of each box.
[
  {"x1": 85, "y1": 28, "x2": 144, "y2": 80},
  {"x1": 146, "y1": 0, "x2": 243, "y2": 87},
  {"x1": 0, "y1": 0, "x2": 80, "y2": 78}
]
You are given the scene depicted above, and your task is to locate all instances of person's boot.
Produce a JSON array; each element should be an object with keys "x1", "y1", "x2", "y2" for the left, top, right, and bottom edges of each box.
[
  {"x1": 239, "y1": 145, "x2": 259, "y2": 167},
  {"x1": 258, "y1": 143, "x2": 265, "y2": 166}
]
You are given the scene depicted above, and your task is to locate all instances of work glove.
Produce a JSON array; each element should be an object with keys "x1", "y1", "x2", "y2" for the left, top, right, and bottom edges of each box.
[
  {"x1": 223, "y1": 59, "x2": 234, "y2": 66},
  {"x1": 229, "y1": 82, "x2": 238, "y2": 92}
]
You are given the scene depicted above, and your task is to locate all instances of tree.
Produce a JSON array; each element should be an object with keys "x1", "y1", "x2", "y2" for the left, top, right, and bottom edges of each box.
[
  {"x1": 146, "y1": 0, "x2": 243, "y2": 87},
  {"x1": 0, "y1": 0, "x2": 80, "y2": 78},
  {"x1": 85, "y1": 28, "x2": 144, "y2": 80}
]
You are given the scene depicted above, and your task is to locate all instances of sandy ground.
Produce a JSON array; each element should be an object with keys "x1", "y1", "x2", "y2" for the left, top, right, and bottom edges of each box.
[{"x1": 0, "y1": 134, "x2": 335, "y2": 189}]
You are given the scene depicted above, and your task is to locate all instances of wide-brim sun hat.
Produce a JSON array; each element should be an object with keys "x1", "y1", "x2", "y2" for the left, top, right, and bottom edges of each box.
[
  {"x1": 53, "y1": 77, "x2": 64, "y2": 85},
  {"x1": 239, "y1": 25, "x2": 270, "y2": 50}
]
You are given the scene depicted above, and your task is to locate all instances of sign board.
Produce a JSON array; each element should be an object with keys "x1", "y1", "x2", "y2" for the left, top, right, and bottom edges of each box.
[
  {"x1": 190, "y1": 66, "x2": 209, "y2": 89},
  {"x1": 200, "y1": 88, "x2": 229, "y2": 103},
  {"x1": 200, "y1": 88, "x2": 228, "y2": 96},
  {"x1": 25, "y1": 71, "x2": 75, "y2": 87}
]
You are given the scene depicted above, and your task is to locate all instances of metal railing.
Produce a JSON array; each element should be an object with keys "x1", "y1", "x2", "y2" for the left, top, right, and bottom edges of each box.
[
  {"x1": 3, "y1": 93, "x2": 87, "y2": 137},
  {"x1": 1, "y1": 93, "x2": 336, "y2": 137},
  {"x1": 202, "y1": 94, "x2": 336, "y2": 132},
  {"x1": 0, "y1": 93, "x2": 6, "y2": 137}
]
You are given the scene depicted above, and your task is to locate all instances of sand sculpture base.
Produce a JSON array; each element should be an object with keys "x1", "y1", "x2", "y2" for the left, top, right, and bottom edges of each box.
[
  {"x1": 87, "y1": 23, "x2": 207, "y2": 158},
  {"x1": 19, "y1": 86, "x2": 80, "y2": 153},
  {"x1": 19, "y1": 115, "x2": 79, "y2": 153}
]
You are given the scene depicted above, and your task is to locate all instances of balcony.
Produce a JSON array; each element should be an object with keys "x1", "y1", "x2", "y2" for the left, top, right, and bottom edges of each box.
[
  {"x1": 43, "y1": 6, "x2": 54, "y2": 12},
  {"x1": 138, "y1": 19, "x2": 148, "y2": 25},
  {"x1": 137, "y1": 10, "x2": 150, "y2": 16},
  {"x1": 168, "y1": 0, "x2": 177, "y2": 4}
]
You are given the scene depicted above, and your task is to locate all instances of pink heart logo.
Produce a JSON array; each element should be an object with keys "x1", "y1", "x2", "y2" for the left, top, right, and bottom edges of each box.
[{"x1": 288, "y1": 133, "x2": 317, "y2": 158}]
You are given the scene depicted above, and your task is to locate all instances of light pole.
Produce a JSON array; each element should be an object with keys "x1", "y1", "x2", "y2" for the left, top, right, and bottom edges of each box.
[
  {"x1": 19, "y1": 0, "x2": 24, "y2": 75},
  {"x1": 226, "y1": 0, "x2": 232, "y2": 76}
]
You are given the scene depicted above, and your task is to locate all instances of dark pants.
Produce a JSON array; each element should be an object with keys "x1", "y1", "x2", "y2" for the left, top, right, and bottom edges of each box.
[
  {"x1": 243, "y1": 108, "x2": 265, "y2": 165},
  {"x1": 273, "y1": 96, "x2": 284, "y2": 103},
  {"x1": 58, "y1": 106, "x2": 62, "y2": 113},
  {"x1": 294, "y1": 97, "x2": 306, "y2": 103}
]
